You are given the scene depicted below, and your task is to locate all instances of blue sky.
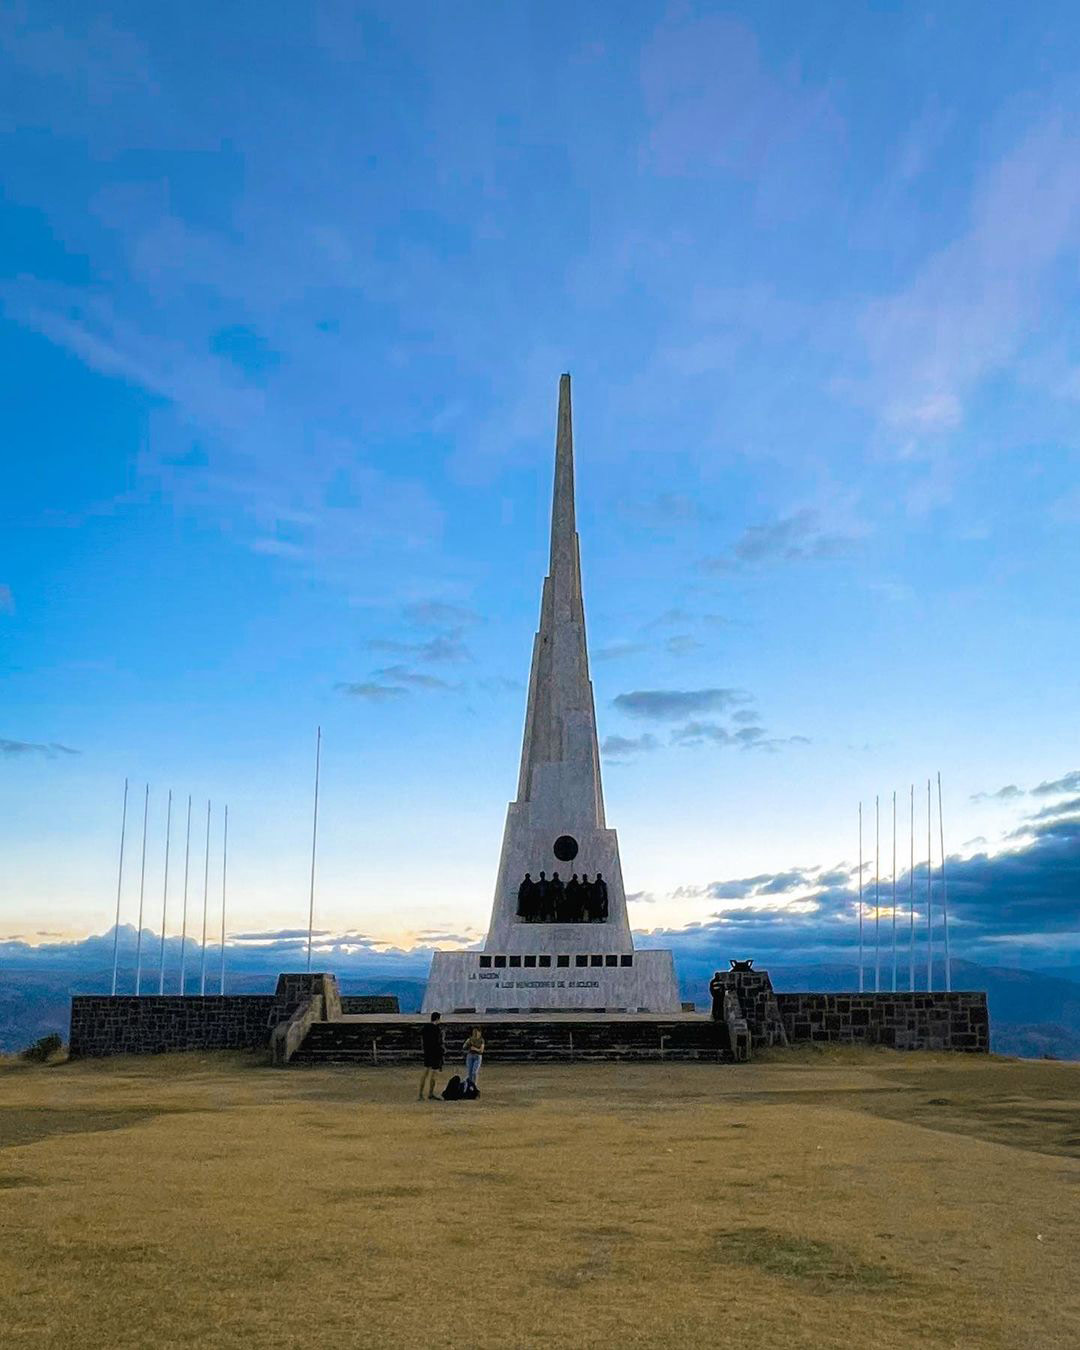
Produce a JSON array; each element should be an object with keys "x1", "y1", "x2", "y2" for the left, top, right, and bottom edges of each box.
[{"x1": 2, "y1": 2, "x2": 1079, "y2": 972}]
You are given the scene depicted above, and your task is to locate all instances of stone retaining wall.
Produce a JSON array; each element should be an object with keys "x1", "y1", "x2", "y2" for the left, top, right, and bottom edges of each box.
[
  {"x1": 774, "y1": 991, "x2": 989, "y2": 1051},
  {"x1": 69, "y1": 995, "x2": 277, "y2": 1058},
  {"x1": 68, "y1": 971, "x2": 988, "y2": 1058},
  {"x1": 68, "y1": 975, "x2": 401, "y2": 1058}
]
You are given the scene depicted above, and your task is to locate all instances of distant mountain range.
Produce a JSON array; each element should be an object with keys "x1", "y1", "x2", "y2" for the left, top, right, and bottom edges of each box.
[
  {"x1": 0, "y1": 966, "x2": 428, "y2": 1053},
  {"x1": 2, "y1": 940, "x2": 1078, "y2": 1060}
]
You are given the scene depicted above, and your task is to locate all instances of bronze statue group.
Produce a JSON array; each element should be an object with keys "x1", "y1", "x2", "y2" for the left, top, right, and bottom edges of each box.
[{"x1": 516, "y1": 870, "x2": 609, "y2": 923}]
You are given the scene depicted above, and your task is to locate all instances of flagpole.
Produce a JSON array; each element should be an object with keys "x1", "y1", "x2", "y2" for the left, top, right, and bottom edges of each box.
[
  {"x1": 857, "y1": 802, "x2": 864, "y2": 993},
  {"x1": 158, "y1": 789, "x2": 173, "y2": 996},
  {"x1": 200, "y1": 800, "x2": 211, "y2": 996},
  {"x1": 926, "y1": 778, "x2": 933, "y2": 992},
  {"x1": 869, "y1": 788, "x2": 874, "y2": 993},
  {"x1": 179, "y1": 794, "x2": 192, "y2": 994},
  {"x1": 891, "y1": 789, "x2": 897, "y2": 993},
  {"x1": 135, "y1": 783, "x2": 150, "y2": 995},
  {"x1": 110, "y1": 778, "x2": 129, "y2": 996},
  {"x1": 938, "y1": 771, "x2": 951, "y2": 993},
  {"x1": 908, "y1": 783, "x2": 915, "y2": 991},
  {"x1": 306, "y1": 726, "x2": 322, "y2": 974},
  {"x1": 219, "y1": 804, "x2": 228, "y2": 995}
]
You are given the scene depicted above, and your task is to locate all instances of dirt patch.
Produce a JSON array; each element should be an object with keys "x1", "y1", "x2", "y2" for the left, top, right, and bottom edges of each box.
[
  {"x1": 546, "y1": 1230, "x2": 624, "y2": 1287},
  {"x1": 452, "y1": 1169, "x2": 514, "y2": 1185},
  {"x1": 319, "y1": 1183, "x2": 425, "y2": 1202},
  {"x1": 713, "y1": 1227, "x2": 905, "y2": 1292}
]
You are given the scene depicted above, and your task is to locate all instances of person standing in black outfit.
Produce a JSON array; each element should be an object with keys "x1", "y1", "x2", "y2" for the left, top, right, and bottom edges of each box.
[{"x1": 418, "y1": 1011, "x2": 444, "y2": 1100}]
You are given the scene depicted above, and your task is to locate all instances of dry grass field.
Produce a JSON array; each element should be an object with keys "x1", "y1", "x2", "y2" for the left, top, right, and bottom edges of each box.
[{"x1": 1, "y1": 1047, "x2": 1077, "y2": 1349}]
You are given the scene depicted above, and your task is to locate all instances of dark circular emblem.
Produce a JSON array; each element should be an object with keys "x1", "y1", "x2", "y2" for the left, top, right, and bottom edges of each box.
[{"x1": 553, "y1": 834, "x2": 579, "y2": 862}]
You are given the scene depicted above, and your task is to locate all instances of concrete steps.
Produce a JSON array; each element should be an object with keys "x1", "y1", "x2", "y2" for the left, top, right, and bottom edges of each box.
[{"x1": 291, "y1": 1017, "x2": 735, "y2": 1065}]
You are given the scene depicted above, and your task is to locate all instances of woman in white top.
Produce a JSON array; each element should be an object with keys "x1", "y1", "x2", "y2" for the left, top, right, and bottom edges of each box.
[{"x1": 463, "y1": 1027, "x2": 484, "y2": 1088}]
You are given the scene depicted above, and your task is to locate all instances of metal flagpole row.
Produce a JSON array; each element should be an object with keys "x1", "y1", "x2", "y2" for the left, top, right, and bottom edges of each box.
[
  {"x1": 107, "y1": 728, "x2": 326, "y2": 1000},
  {"x1": 179, "y1": 794, "x2": 192, "y2": 994},
  {"x1": 854, "y1": 775, "x2": 950, "y2": 995},
  {"x1": 158, "y1": 789, "x2": 173, "y2": 996},
  {"x1": 110, "y1": 778, "x2": 129, "y2": 996},
  {"x1": 108, "y1": 786, "x2": 230, "y2": 996}
]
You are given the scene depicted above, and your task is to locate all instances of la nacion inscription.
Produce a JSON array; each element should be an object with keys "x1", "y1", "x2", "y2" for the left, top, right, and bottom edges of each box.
[{"x1": 468, "y1": 974, "x2": 601, "y2": 990}]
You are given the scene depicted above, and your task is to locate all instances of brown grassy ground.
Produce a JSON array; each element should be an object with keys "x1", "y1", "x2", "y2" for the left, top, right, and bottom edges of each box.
[{"x1": 0, "y1": 1048, "x2": 1077, "y2": 1349}]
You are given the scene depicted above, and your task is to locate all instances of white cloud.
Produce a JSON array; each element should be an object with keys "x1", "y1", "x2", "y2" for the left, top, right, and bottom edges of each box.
[
  {"x1": 641, "y1": 12, "x2": 844, "y2": 201},
  {"x1": 856, "y1": 117, "x2": 1080, "y2": 442},
  {"x1": 1, "y1": 281, "x2": 444, "y2": 587}
]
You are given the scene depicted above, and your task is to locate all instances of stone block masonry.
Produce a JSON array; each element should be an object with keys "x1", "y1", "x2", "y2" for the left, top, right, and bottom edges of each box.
[
  {"x1": 716, "y1": 966, "x2": 988, "y2": 1053},
  {"x1": 775, "y1": 991, "x2": 989, "y2": 1052},
  {"x1": 69, "y1": 973, "x2": 401, "y2": 1058},
  {"x1": 69, "y1": 995, "x2": 277, "y2": 1058},
  {"x1": 713, "y1": 969, "x2": 787, "y2": 1047},
  {"x1": 68, "y1": 967, "x2": 989, "y2": 1059}
]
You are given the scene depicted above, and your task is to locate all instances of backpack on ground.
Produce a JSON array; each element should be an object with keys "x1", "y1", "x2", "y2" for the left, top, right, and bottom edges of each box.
[
  {"x1": 462, "y1": 1079, "x2": 480, "y2": 1100},
  {"x1": 442, "y1": 1075, "x2": 464, "y2": 1100}
]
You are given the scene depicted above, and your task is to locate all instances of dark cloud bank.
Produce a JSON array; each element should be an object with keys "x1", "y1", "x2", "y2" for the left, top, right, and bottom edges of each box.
[
  {"x1": 603, "y1": 687, "x2": 808, "y2": 760},
  {"x1": 613, "y1": 688, "x2": 750, "y2": 720},
  {"x1": 700, "y1": 508, "x2": 858, "y2": 573},
  {"x1": 1, "y1": 739, "x2": 80, "y2": 758}
]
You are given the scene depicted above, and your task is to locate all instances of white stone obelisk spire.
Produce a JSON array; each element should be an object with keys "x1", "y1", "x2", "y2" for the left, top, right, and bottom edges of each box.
[
  {"x1": 514, "y1": 374, "x2": 604, "y2": 825},
  {"x1": 485, "y1": 373, "x2": 631, "y2": 952},
  {"x1": 423, "y1": 374, "x2": 680, "y2": 1014}
]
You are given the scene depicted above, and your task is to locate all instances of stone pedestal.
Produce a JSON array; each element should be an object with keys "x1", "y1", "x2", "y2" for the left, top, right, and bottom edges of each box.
[{"x1": 425, "y1": 948, "x2": 681, "y2": 1015}]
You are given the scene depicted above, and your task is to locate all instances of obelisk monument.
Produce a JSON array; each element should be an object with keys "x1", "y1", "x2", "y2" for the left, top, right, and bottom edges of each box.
[{"x1": 423, "y1": 376, "x2": 681, "y2": 1014}]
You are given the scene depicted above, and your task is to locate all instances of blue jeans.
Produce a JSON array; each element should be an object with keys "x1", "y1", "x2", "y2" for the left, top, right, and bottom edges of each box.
[{"x1": 465, "y1": 1052, "x2": 482, "y2": 1085}]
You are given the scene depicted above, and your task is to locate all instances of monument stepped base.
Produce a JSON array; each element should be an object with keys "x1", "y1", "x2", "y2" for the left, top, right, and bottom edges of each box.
[
  {"x1": 291, "y1": 1013, "x2": 733, "y2": 1065},
  {"x1": 67, "y1": 968, "x2": 989, "y2": 1059}
]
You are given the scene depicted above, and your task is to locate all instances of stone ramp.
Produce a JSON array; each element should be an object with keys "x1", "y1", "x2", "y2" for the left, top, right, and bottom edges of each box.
[{"x1": 291, "y1": 1015, "x2": 734, "y2": 1065}]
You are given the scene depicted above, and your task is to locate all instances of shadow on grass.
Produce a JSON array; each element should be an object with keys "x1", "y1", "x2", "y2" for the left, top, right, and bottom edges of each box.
[{"x1": 0, "y1": 1106, "x2": 175, "y2": 1150}]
